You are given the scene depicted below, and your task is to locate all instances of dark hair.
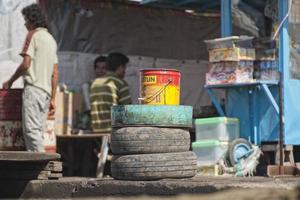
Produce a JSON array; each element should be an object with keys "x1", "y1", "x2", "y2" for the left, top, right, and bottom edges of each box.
[
  {"x1": 106, "y1": 52, "x2": 129, "y2": 72},
  {"x1": 94, "y1": 56, "x2": 106, "y2": 69},
  {"x1": 22, "y1": 4, "x2": 47, "y2": 28}
]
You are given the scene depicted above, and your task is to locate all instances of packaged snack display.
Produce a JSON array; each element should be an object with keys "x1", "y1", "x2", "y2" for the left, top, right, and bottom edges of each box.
[
  {"x1": 206, "y1": 61, "x2": 254, "y2": 85},
  {"x1": 205, "y1": 36, "x2": 259, "y2": 85},
  {"x1": 208, "y1": 48, "x2": 256, "y2": 62},
  {"x1": 256, "y1": 48, "x2": 277, "y2": 60},
  {"x1": 254, "y1": 60, "x2": 279, "y2": 81}
]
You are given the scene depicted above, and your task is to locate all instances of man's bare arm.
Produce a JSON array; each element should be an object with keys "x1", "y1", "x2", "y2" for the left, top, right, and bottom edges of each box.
[
  {"x1": 49, "y1": 63, "x2": 59, "y2": 115},
  {"x1": 2, "y1": 55, "x2": 31, "y2": 89}
]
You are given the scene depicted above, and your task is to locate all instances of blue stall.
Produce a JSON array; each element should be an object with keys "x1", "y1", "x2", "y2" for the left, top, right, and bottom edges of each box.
[
  {"x1": 141, "y1": 0, "x2": 300, "y2": 145},
  {"x1": 208, "y1": 0, "x2": 300, "y2": 145}
]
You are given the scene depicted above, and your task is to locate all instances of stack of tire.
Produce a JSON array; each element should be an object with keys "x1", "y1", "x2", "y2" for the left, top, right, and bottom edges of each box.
[{"x1": 110, "y1": 105, "x2": 198, "y2": 180}]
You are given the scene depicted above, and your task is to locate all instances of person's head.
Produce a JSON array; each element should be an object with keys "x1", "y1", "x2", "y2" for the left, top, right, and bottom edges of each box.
[
  {"x1": 94, "y1": 56, "x2": 106, "y2": 78},
  {"x1": 106, "y1": 52, "x2": 129, "y2": 79},
  {"x1": 21, "y1": 4, "x2": 47, "y2": 31}
]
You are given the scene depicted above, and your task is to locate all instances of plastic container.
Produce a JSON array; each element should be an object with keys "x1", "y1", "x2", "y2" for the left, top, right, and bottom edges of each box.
[
  {"x1": 192, "y1": 140, "x2": 228, "y2": 166},
  {"x1": 204, "y1": 36, "x2": 254, "y2": 50},
  {"x1": 195, "y1": 117, "x2": 239, "y2": 141}
]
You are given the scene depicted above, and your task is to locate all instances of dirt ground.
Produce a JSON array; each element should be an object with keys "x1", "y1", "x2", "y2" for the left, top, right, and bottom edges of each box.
[
  {"x1": 75, "y1": 188, "x2": 298, "y2": 200},
  {"x1": 17, "y1": 175, "x2": 300, "y2": 199}
]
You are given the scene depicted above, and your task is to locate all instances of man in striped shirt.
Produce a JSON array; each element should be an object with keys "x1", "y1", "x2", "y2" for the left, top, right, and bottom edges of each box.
[{"x1": 90, "y1": 52, "x2": 132, "y2": 133}]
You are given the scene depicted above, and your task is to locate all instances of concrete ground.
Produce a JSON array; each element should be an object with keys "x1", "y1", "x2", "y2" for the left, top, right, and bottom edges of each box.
[{"x1": 11, "y1": 175, "x2": 300, "y2": 199}]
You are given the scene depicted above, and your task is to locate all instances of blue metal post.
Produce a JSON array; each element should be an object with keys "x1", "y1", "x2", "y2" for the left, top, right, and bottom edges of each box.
[
  {"x1": 221, "y1": 0, "x2": 232, "y2": 37},
  {"x1": 279, "y1": 0, "x2": 290, "y2": 143},
  {"x1": 261, "y1": 84, "x2": 280, "y2": 114},
  {"x1": 279, "y1": 0, "x2": 290, "y2": 80},
  {"x1": 248, "y1": 89, "x2": 255, "y2": 143},
  {"x1": 252, "y1": 88, "x2": 260, "y2": 145}
]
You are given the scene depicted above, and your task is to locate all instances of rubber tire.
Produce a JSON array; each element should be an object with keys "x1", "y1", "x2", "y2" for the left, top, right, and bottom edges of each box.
[
  {"x1": 111, "y1": 105, "x2": 193, "y2": 128},
  {"x1": 111, "y1": 127, "x2": 190, "y2": 155},
  {"x1": 228, "y1": 138, "x2": 253, "y2": 167},
  {"x1": 111, "y1": 151, "x2": 197, "y2": 180}
]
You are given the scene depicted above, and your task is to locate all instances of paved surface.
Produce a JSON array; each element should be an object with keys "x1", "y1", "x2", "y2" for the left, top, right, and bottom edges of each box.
[{"x1": 13, "y1": 175, "x2": 300, "y2": 199}]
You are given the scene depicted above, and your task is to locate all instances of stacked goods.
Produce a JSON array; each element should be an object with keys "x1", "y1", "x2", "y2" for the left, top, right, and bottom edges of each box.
[
  {"x1": 192, "y1": 117, "x2": 240, "y2": 176},
  {"x1": 204, "y1": 36, "x2": 256, "y2": 85},
  {"x1": 255, "y1": 48, "x2": 277, "y2": 60},
  {"x1": 254, "y1": 60, "x2": 279, "y2": 81},
  {"x1": 254, "y1": 39, "x2": 279, "y2": 81},
  {"x1": 110, "y1": 105, "x2": 197, "y2": 180},
  {"x1": 208, "y1": 47, "x2": 255, "y2": 62},
  {"x1": 206, "y1": 61, "x2": 253, "y2": 85}
]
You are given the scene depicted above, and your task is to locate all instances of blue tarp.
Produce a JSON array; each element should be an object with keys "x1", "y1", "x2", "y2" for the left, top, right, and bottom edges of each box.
[{"x1": 227, "y1": 87, "x2": 279, "y2": 144}]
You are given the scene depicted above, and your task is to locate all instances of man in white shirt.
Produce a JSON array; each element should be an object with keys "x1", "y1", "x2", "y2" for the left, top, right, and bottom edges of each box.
[{"x1": 2, "y1": 4, "x2": 58, "y2": 152}]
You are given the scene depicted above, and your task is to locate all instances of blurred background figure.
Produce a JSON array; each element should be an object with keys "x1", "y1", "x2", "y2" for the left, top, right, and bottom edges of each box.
[{"x1": 78, "y1": 55, "x2": 107, "y2": 132}]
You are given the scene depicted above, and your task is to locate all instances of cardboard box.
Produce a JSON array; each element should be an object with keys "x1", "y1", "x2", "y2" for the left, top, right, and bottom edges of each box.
[
  {"x1": 206, "y1": 61, "x2": 254, "y2": 85},
  {"x1": 54, "y1": 91, "x2": 83, "y2": 135},
  {"x1": 209, "y1": 48, "x2": 256, "y2": 62},
  {"x1": 197, "y1": 165, "x2": 221, "y2": 176}
]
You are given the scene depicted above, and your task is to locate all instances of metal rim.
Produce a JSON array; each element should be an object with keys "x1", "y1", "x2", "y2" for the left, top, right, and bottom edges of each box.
[{"x1": 233, "y1": 143, "x2": 252, "y2": 164}]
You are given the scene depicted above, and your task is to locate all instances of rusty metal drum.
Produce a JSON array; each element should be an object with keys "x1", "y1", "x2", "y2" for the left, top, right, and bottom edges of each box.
[{"x1": 0, "y1": 89, "x2": 25, "y2": 150}]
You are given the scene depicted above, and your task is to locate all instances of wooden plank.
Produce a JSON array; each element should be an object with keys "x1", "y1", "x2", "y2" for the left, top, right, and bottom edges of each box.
[
  {"x1": 96, "y1": 135, "x2": 109, "y2": 178},
  {"x1": 37, "y1": 171, "x2": 51, "y2": 180},
  {"x1": 261, "y1": 144, "x2": 294, "y2": 152},
  {"x1": 267, "y1": 165, "x2": 297, "y2": 177},
  {"x1": 0, "y1": 161, "x2": 62, "y2": 172},
  {"x1": 37, "y1": 171, "x2": 62, "y2": 180},
  {"x1": 46, "y1": 161, "x2": 63, "y2": 172},
  {"x1": 0, "y1": 169, "x2": 62, "y2": 180},
  {"x1": 0, "y1": 151, "x2": 61, "y2": 161},
  {"x1": 261, "y1": 144, "x2": 277, "y2": 151},
  {"x1": 0, "y1": 169, "x2": 47, "y2": 180},
  {"x1": 47, "y1": 172, "x2": 63, "y2": 179}
]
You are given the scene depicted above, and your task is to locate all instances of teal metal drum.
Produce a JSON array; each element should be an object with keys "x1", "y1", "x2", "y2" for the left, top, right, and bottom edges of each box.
[{"x1": 111, "y1": 105, "x2": 193, "y2": 128}]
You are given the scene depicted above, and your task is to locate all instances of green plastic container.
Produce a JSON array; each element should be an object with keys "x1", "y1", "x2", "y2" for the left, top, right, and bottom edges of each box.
[
  {"x1": 192, "y1": 140, "x2": 228, "y2": 166},
  {"x1": 194, "y1": 117, "x2": 239, "y2": 141}
]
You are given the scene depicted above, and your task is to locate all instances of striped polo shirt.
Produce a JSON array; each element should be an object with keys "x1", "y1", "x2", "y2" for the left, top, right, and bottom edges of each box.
[{"x1": 90, "y1": 71, "x2": 132, "y2": 133}]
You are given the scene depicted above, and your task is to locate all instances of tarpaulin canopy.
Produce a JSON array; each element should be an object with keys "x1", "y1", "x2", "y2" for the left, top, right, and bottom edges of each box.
[{"x1": 40, "y1": 0, "x2": 223, "y2": 107}]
